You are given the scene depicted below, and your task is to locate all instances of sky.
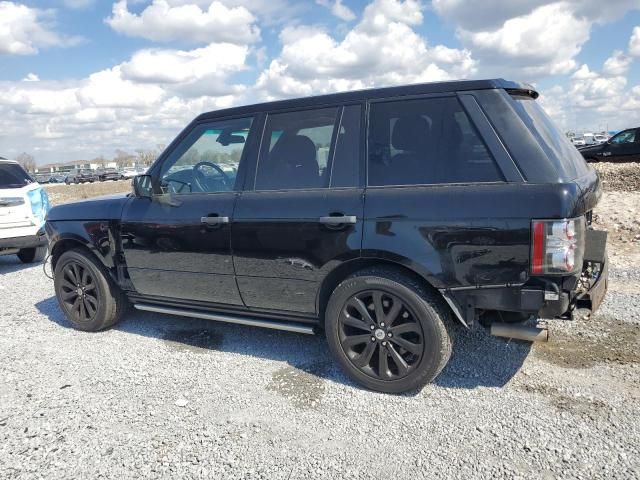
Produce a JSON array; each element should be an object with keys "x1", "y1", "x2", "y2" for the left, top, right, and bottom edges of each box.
[{"x1": 1, "y1": 0, "x2": 639, "y2": 165}]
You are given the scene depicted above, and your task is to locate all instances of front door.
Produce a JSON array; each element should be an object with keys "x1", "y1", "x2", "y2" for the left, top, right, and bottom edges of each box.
[
  {"x1": 605, "y1": 128, "x2": 639, "y2": 161},
  {"x1": 120, "y1": 116, "x2": 256, "y2": 305},
  {"x1": 232, "y1": 105, "x2": 364, "y2": 315}
]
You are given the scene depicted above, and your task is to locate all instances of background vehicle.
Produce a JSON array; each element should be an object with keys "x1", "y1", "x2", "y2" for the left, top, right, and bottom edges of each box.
[
  {"x1": 65, "y1": 169, "x2": 98, "y2": 184},
  {"x1": 97, "y1": 167, "x2": 121, "y2": 182},
  {"x1": 34, "y1": 173, "x2": 52, "y2": 184},
  {"x1": 0, "y1": 159, "x2": 49, "y2": 263},
  {"x1": 579, "y1": 127, "x2": 640, "y2": 162},
  {"x1": 45, "y1": 79, "x2": 607, "y2": 393},
  {"x1": 49, "y1": 174, "x2": 67, "y2": 183},
  {"x1": 120, "y1": 167, "x2": 145, "y2": 179}
]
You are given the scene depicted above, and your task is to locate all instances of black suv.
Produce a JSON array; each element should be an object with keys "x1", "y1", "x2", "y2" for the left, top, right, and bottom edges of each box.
[
  {"x1": 97, "y1": 167, "x2": 122, "y2": 182},
  {"x1": 579, "y1": 127, "x2": 640, "y2": 162},
  {"x1": 45, "y1": 79, "x2": 608, "y2": 393},
  {"x1": 65, "y1": 169, "x2": 98, "y2": 184}
]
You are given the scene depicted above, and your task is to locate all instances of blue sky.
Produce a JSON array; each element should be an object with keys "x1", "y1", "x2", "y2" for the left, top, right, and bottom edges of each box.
[{"x1": 1, "y1": 0, "x2": 639, "y2": 164}]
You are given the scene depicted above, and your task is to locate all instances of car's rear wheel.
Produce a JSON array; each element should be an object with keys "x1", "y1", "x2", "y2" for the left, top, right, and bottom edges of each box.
[
  {"x1": 17, "y1": 246, "x2": 46, "y2": 263},
  {"x1": 53, "y1": 248, "x2": 127, "y2": 331},
  {"x1": 325, "y1": 267, "x2": 452, "y2": 393}
]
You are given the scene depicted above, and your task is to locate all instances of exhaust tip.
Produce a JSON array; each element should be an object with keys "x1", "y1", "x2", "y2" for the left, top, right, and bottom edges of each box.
[{"x1": 490, "y1": 322, "x2": 549, "y2": 342}]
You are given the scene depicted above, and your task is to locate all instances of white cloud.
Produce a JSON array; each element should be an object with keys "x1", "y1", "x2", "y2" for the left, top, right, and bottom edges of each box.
[
  {"x1": 22, "y1": 73, "x2": 40, "y2": 82},
  {"x1": 120, "y1": 43, "x2": 248, "y2": 84},
  {"x1": 316, "y1": 0, "x2": 356, "y2": 21},
  {"x1": 106, "y1": 0, "x2": 260, "y2": 45},
  {"x1": 255, "y1": 0, "x2": 474, "y2": 99},
  {"x1": 0, "y1": 2, "x2": 81, "y2": 55},
  {"x1": 458, "y1": 3, "x2": 590, "y2": 76},
  {"x1": 541, "y1": 58, "x2": 640, "y2": 132},
  {"x1": 602, "y1": 50, "x2": 632, "y2": 76},
  {"x1": 630, "y1": 26, "x2": 640, "y2": 57},
  {"x1": 435, "y1": 1, "x2": 640, "y2": 78}
]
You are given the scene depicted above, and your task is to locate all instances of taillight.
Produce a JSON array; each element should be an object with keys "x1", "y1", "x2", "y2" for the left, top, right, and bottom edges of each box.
[{"x1": 531, "y1": 218, "x2": 585, "y2": 275}]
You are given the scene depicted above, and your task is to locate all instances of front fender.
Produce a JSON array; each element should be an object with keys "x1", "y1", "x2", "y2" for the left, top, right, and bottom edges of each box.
[{"x1": 45, "y1": 220, "x2": 115, "y2": 269}]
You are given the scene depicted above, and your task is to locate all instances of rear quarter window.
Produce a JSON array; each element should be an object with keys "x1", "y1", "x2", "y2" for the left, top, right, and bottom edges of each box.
[{"x1": 367, "y1": 96, "x2": 503, "y2": 186}]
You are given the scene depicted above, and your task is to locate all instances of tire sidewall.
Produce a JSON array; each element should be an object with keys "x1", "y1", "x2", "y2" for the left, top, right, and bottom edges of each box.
[
  {"x1": 53, "y1": 250, "x2": 111, "y2": 331},
  {"x1": 325, "y1": 274, "x2": 448, "y2": 393}
]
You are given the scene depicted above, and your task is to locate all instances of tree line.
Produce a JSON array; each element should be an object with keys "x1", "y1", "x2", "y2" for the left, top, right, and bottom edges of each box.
[{"x1": 14, "y1": 146, "x2": 166, "y2": 173}]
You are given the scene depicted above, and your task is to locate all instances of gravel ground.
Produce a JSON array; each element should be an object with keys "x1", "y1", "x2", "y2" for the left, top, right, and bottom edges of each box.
[{"x1": 1, "y1": 167, "x2": 638, "y2": 479}]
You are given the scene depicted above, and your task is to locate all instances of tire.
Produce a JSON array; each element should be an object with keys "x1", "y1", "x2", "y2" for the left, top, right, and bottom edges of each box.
[
  {"x1": 325, "y1": 266, "x2": 453, "y2": 393},
  {"x1": 17, "y1": 246, "x2": 46, "y2": 263},
  {"x1": 53, "y1": 248, "x2": 127, "y2": 331}
]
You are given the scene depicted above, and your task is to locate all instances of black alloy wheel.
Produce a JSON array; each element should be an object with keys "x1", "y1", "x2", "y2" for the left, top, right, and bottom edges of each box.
[
  {"x1": 338, "y1": 290, "x2": 424, "y2": 380},
  {"x1": 325, "y1": 267, "x2": 453, "y2": 393},
  {"x1": 58, "y1": 260, "x2": 99, "y2": 324}
]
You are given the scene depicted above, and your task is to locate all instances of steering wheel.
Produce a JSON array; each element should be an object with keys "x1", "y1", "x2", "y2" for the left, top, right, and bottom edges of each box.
[{"x1": 192, "y1": 161, "x2": 231, "y2": 192}]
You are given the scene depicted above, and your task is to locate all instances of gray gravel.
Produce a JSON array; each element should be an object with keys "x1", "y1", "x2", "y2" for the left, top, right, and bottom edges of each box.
[{"x1": 0, "y1": 256, "x2": 638, "y2": 479}]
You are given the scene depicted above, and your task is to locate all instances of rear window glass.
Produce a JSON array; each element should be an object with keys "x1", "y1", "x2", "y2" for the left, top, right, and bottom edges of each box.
[
  {"x1": 509, "y1": 94, "x2": 590, "y2": 180},
  {"x1": 368, "y1": 96, "x2": 502, "y2": 186},
  {"x1": 0, "y1": 163, "x2": 33, "y2": 189}
]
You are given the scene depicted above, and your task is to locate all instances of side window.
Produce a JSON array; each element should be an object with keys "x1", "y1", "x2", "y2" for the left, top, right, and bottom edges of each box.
[
  {"x1": 368, "y1": 97, "x2": 502, "y2": 186},
  {"x1": 255, "y1": 107, "x2": 338, "y2": 190},
  {"x1": 330, "y1": 105, "x2": 361, "y2": 188},
  {"x1": 610, "y1": 129, "x2": 636, "y2": 144},
  {"x1": 159, "y1": 117, "x2": 253, "y2": 194}
]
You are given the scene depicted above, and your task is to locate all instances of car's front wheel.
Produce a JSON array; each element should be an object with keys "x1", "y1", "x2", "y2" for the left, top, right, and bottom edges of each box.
[
  {"x1": 325, "y1": 267, "x2": 453, "y2": 393},
  {"x1": 17, "y1": 246, "x2": 46, "y2": 263},
  {"x1": 53, "y1": 248, "x2": 127, "y2": 331}
]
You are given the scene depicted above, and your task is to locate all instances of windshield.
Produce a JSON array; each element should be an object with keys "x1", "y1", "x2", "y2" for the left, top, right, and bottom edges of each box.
[
  {"x1": 0, "y1": 163, "x2": 33, "y2": 189},
  {"x1": 509, "y1": 94, "x2": 590, "y2": 180}
]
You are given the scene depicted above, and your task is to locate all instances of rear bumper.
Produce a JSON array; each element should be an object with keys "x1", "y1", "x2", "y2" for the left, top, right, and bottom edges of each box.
[
  {"x1": 0, "y1": 229, "x2": 47, "y2": 251},
  {"x1": 444, "y1": 229, "x2": 608, "y2": 324}
]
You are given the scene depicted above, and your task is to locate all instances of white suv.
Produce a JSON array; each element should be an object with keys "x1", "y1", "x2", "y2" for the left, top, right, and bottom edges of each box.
[{"x1": 0, "y1": 159, "x2": 50, "y2": 263}]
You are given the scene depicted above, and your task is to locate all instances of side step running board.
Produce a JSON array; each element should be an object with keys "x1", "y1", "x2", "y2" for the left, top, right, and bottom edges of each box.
[{"x1": 134, "y1": 303, "x2": 317, "y2": 335}]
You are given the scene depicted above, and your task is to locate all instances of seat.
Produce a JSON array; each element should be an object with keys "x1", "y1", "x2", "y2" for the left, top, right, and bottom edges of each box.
[
  {"x1": 389, "y1": 115, "x2": 432, "y2": 184},
  {"x1": 259, "y1": 134, "x2": 320, "y2": 190}
]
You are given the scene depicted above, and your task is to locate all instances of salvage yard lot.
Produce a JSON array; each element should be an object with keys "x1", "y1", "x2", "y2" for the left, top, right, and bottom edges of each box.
[{"x1": 1, "y1": 163, "x2": 638, "y2": 479}]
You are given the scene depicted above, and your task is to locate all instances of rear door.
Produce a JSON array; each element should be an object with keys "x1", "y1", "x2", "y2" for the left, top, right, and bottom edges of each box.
[
  {"x1": 232, "y1": 104, "x2": 364, "y2": 315},
  {"x1": 120, "y1": 116, "x2": 257, "y2": 305}
]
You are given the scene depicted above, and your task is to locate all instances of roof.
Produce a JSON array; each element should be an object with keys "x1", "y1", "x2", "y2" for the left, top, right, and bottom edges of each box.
[
  {"x1": 197, "y1": 78, "x2": 536, "y2": 121},
  {"x1": 0, "y1": 158, "x2": 17, "y2": 164}
]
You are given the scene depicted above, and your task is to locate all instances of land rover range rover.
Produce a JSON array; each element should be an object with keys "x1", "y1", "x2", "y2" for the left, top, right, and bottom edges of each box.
[{"x1": 45, "y1": 79, "x2": 607, "y2": 393}]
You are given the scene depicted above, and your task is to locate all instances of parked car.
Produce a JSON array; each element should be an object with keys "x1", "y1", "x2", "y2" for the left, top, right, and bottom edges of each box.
[
  {"x1": 49, "y1": 174, "x2": 67, "y2": 183},
  {"x1": 571, "y1": 137, "x2": 586, "y2": 147},
  {"x1": 579, "y1": 127, "x2": 640, "y2": 162},
  {"x1": 45, "y1": 79, "x2": 607, "y2": 393},
  {"x1": 97, "y1": 167, "x2": 122, "y2": 182},
  {"x1": 34, "y1": 173, "x2": 52, "y2": 184},
  {"x1": 0, "y1": 159, "x2": 49, "y2": 263},
  {"x1": 65, "y1": 169, "x2": 98, "y2": 184},
  {"x1": 120, "y1": 167, "x2": 146, "y2": 179}
]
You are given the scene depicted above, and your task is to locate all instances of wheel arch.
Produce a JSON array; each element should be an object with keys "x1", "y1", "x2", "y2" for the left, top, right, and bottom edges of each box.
[
  {"x1": 50, "y1": 234, "x2": 109, "y2": 272},
  {"x1": 316, "y1": 256, "x2": 457, "y2": 328}
]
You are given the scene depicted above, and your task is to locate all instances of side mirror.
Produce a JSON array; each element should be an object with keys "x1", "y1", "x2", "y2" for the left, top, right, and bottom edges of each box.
[{"x1": 132, "y1": 174, "x2": 153, "y2": 198}]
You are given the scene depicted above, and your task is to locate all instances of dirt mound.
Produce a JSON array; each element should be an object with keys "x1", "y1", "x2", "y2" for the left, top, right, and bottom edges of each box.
[{"x1": 593, "y1": 162, "x2": 640, "y2": 191}]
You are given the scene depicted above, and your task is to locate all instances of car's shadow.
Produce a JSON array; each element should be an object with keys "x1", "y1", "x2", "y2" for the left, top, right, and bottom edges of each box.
[{"x1": 35, "y1": 296, "x2": 531, "y2": 393}]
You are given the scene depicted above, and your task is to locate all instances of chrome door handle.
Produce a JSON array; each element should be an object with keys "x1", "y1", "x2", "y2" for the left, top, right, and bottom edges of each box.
[
  {"x1": 319, "y1": 215, "x2": 357, "y2": 225},
  {"x1": 201, "y1": 216, "x2": 230, "y2": 225}
]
